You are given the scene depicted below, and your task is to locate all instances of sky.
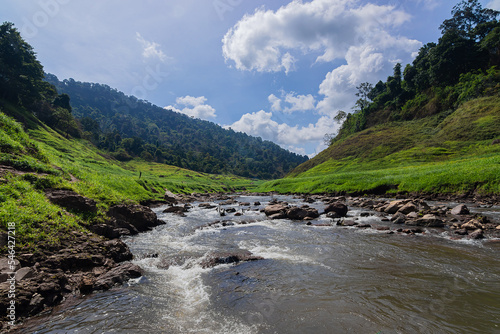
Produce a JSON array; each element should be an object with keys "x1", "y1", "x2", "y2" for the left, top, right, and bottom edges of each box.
[{"x1": 2, "y1": 0, "x2": 499, "y2": 157}]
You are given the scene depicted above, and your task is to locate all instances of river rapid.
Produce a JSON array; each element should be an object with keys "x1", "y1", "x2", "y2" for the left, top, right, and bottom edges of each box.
[{"x1": 19, "y1": 195, "x2": 500, "y2": 333}]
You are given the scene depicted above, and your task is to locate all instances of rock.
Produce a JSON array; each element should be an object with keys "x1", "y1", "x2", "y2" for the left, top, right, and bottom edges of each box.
[
  {"x1": 391, "y1": 212, "x2": 406, "y2": 224},
  {"x1": 200, "y1": 250, "x2": 263, "y2": 268},
  {"x1": 324, "y1": 202, "x2": 348, "y2": 217},
  {"x1": 104, "y1": 239, "x2": 133, "y2": 263},
  {"x1": 163, "y1": 205, "x2": 188, "y2": 215},
  {"x1": 393, "y1": 216, "x2": 406, "y2": 225},
  {"x1": 164, "y1": 190, "x2": 181, "y2": 204},
  {"x1": 357, "y1": 224, "x2": 371, "y2": 228},
  {"x1": 45, "y1": 189, "x2": 97, "y2": 213},
  {"x1": 87, "y1": 223, "x2": 130, "y2": 239},
  {"x1": 79, "y1": 275, "x2": 95, "y2": 294},
  {"x1": 397, "y1": 202, "x2": 418, "y2": 215},
  {"x1": 286, "y1": 207, "x2": 308, "y2": 220},
  {"x1": 94, "y1": 263, "x2": 143, "y2": 290},
  {"x1": 199, "y1": 203, "x2": 216, "y2": 209},
  {"x1": 269, "y1": 212, "x2": 287, "y2": 220},
  {"x1": 340, "y1": 220, "x2": 357, "y2": 227},
  {"x1": 415, "y1": 214, "x2": 444, "y2": 227},
  {"x1": 385, "y1": 200, "x2": 408, "y2": 214},
  {"x1": 454, "y1": 228, "x2": 468, "y2": 236},
  {"x1": 107, "y1": 204, "x2": 164, "y2": 233},
  {"x1": 254, "y1": 201, "x2": 261, "y2": 206},
  {"x1": 264, "y1": 203, "x2": 288, "y2": 216},
  {"x1": 15, "y1": 267, "x2": 35, "y2": 281},
  {"x1": 406, "y1": 212, "x2": 419, "y2": 219},
  {"x1": 461, "y1": 219, "x2": 483, "y2": 230},
  {"x1": 0, "y1": 257, "x2": 21, "y2": 272},
  {"x1": 451, "y1": 204, "x2": 470, "y2": 215},
  {"x1": 226, "y1": 208, "x2": 237, "y2": 213},
  {"x1": 468, "y1": 229, "x2": 484, "y2": 240}
]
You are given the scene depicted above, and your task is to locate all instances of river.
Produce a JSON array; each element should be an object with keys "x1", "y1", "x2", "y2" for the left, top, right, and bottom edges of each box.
[{"x1": 18, "y1": 195, "x2": 500, "y2": 333}]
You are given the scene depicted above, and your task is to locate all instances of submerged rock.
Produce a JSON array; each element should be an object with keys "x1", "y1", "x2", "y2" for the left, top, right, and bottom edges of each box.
[{"x1": 200, "y1": 250, "x2": 263, "y2": 268}]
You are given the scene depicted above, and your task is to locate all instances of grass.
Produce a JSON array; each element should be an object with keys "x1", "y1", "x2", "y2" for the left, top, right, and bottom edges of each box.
[
  {"x1": 0, "y1": 109, "x2": 260, "y2": 252},
  {"x1": 257, "y1": 152, "x2": 500, "y2": 195},
  {"x1": 259, "y1": 96, "x2": 500, "y2": 195}
]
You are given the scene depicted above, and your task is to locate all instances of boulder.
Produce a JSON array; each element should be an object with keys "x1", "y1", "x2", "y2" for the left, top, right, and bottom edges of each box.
[
  {"x1": 45, "y1": 189, "x2": 97, "y2": 213},
  {"x1": 324, "y1": 202, "x2": 348, "y2": 217},
  {"x1": 468, "y1": 229, "x2": 484, "y2": 240},
  {"x1": 286, "y1": 206, "x2": 319, "y2": 220},
  {"x1": 461, "y1": 219, "x2": 483, "y2": 230},
  {"x1": 385, "y1": 200, "x2": 408, "y2": 214},
  {"x1": 107, "y1": 204, "x2": 164, "y2": 233},
  {"x1": 397, "y1": 202, "x2": 418, "y2": 215},
  {"x1": 451, "y1": 204, "x2": 470, "y2": 215},
  {"x1": 104, "y1": 239, "x2": 133, "y2": 263},
  {"x1": 15, "y1": 267, "x2": 35, "y2": 281},
  {"x1": 415, "y1": 214, "x2": 444, "y2": 227},
  {"x1": 94, "y1": 263, "x2": 143, "y2": 290},
  {"x1": 164, "y1": 190, "x2": 181, "y2": 204},
  {"x1": 264, "y1": 203, "x2": 288, "y2": 216}
]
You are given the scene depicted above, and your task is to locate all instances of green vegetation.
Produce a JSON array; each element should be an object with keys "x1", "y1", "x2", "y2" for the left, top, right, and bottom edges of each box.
[
  {"x1": 0, "y1": 22, "x2": 262, "y2": 252},
  {"x1": 1, "y1": 108, "x2": 259, "y2": 251},
  {"x1": 45, "y1": 75, "x2": 308, "y2": 179},
  {"x1": 264, "y1": 1, "x2": 500, "y2": 196}
]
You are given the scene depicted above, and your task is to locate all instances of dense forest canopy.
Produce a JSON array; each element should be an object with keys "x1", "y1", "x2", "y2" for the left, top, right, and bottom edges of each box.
[
  {"x1": 45, "y1": 75, "x2": 308, "y2": 179},
  {"x1": 327, "y1": 0, "x2": 500, "y2": 144}
]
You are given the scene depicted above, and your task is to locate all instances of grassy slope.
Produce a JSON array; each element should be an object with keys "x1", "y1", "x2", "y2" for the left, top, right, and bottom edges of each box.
[
  {"x1": 258, "y1": 96, "x2": 500, "y2": 195},
  {"x1": 0, "y1": 108, "x2": 259, "y2": 251}
]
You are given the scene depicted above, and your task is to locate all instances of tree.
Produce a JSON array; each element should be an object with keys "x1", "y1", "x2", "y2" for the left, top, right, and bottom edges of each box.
[
  {"x1": 440, "y1": 0, "x2": 499, "y2": 41},
  {"x1": 53, "y1": 93, "x2": 72, "y2": 112},
  {"x1": 354, "y1": 82, "x2": 373, "y2": 112},
  {"x1": 0, "y1": 22, "x2": 45, "y2": 105}
]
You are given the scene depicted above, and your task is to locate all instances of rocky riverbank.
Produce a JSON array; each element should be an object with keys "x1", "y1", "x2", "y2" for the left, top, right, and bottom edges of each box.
[
  {"x1": 0, "y1": 190, "x2": 165, "y2": 332},
  {"x1": 3, "y1": 190, "x2": 499, "y2": 331}
]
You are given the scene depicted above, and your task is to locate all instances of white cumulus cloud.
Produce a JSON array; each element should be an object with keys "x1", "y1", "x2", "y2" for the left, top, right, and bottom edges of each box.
[
  {"x1": 222, "y1": 0, "x2": 421, "y2": 114},
  {"x1": 165, "y1": 95, "x2": 216, "y2": 120},
  {"x1": 225, "y1": 110, "x2": 339, "y2": 156}
]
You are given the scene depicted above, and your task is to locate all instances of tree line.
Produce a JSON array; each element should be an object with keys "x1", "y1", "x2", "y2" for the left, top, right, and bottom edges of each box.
[{"x1": 327, "y1": 0, "x2": 500, "y2": 144}]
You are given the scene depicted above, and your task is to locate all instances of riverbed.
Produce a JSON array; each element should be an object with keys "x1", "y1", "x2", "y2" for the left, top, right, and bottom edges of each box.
[{"x1": 18, "y1": 195, "x2": 500, "y2": 333}]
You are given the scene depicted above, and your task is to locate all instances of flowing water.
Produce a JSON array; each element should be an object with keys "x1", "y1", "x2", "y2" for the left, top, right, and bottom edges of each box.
[{"x1": 19, "y1": 195, "x2": 500, "y2": 333}]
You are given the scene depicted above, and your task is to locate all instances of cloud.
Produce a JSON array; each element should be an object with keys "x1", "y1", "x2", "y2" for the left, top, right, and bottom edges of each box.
[
  {"x1": 268, "y1": 94, "x2": 282, "y2": 111},
  {"x1": 269, "y1": 91, "x2": 316, "y2": 113},
  {"x1": 136, "y1": 32, "x2": 167, "y2": 62},
  {"x1": 222, "y1": 0, "x2": 421, "y2": 113},
  {"x1": 165, "y1": 95, "x2": 216, "y2": 120},
  {"x1": 225, "y1": 110, "x2": 339, "y2": 155},
  {"x1": 283, "y1": 92, "x2": 316, "y2": 113},
  {"x1": 487, "y1": 0, "x2": 500, "y2": 10}
]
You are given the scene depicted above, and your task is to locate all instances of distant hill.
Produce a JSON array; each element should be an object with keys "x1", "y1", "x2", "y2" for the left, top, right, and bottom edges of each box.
[
  {"x1": 258, "y1": 1, "x2": 500, "y2": 195},
  {"x1": 45, "y1": 75, "x2": 308, "y2": 179}
]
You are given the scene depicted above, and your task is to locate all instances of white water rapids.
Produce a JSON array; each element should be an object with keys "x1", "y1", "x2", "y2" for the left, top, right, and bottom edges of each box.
[{"x1": 17, "y1": 195, "x2": 500, "y2": 333}]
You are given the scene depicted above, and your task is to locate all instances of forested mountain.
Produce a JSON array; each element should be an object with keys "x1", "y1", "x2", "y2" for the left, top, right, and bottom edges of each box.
[
  {"x1": 298, "y1": 0, "x2": 500, "y2": 176},
  {"x1": 45, "y1": 75, "x2": 308, "y2": 179}
]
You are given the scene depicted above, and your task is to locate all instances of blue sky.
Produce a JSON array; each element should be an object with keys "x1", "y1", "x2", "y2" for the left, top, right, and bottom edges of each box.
[{"x1": 2, "y1": 0, "x2": 499, "y2": 156}]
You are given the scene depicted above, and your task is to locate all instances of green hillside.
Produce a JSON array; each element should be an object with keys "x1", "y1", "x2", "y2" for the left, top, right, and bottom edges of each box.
[
  {"x1": 258, "y1": 1, "x2": 500, "y2": 196},
  {"x1": 0, "y1": 21, "x2": 260, "y2": 252},
  {"x1": 45, "y1": 75, "x2": 308, "y2": 179}
]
